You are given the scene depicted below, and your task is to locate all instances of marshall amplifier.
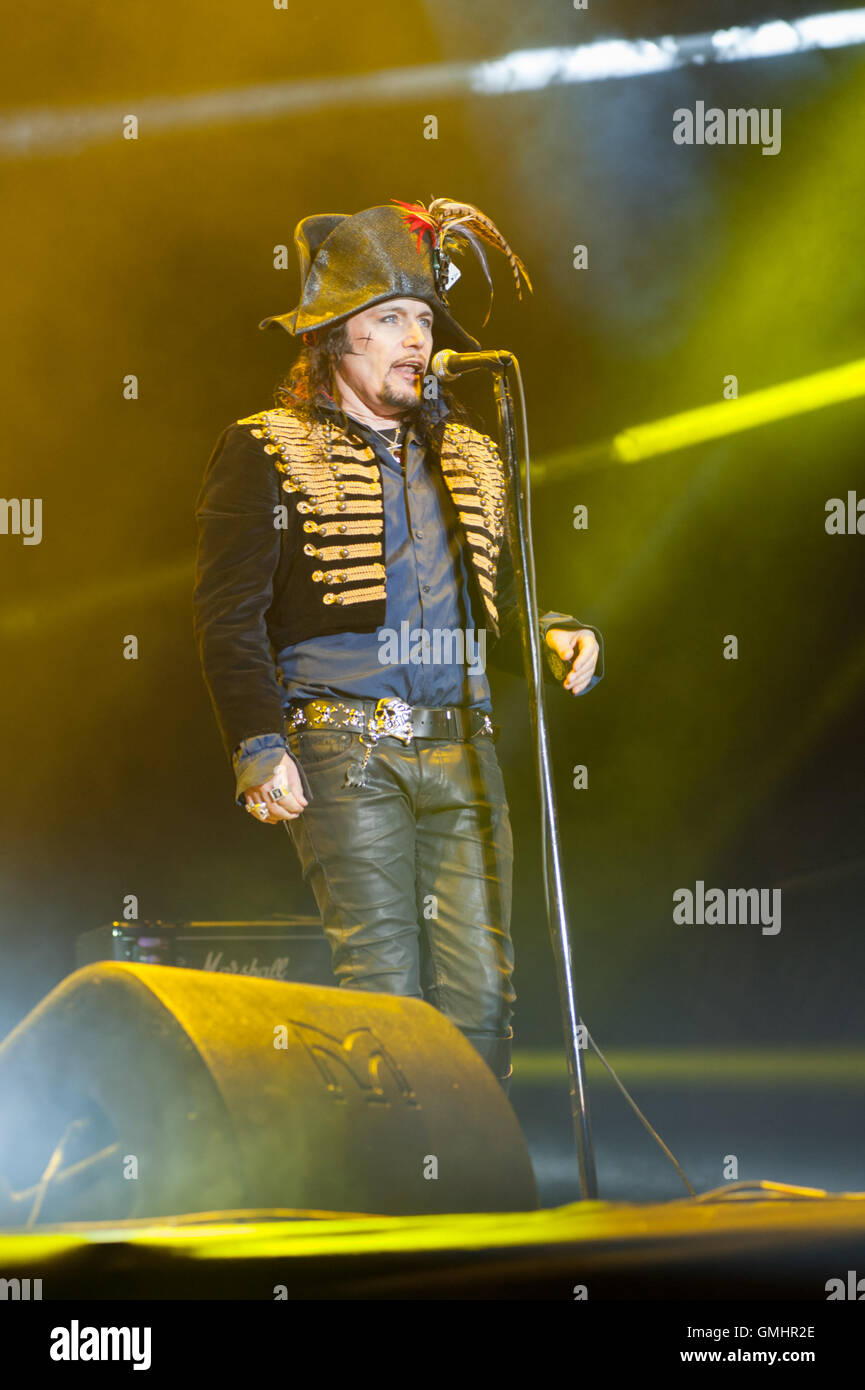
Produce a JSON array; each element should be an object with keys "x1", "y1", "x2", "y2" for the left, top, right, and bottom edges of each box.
[{"x1": 75, "y1": 917, "x2": 336, "y2": 987}]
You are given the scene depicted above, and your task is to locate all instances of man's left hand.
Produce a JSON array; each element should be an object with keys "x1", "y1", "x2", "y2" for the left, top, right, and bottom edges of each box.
[{"x1": 546, "y1": 627, "x2": 600, "y2": 695}]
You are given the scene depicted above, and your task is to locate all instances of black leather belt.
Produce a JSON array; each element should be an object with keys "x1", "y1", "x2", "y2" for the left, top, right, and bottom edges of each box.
[{"x1": 285, "y1": 696, "x2": 497, "y2": 743}]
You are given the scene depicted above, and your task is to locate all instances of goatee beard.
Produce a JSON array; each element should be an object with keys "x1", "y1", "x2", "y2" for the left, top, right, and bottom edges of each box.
[{"x1": 380, "y1": 376, "x2": 420, "y2": 415}]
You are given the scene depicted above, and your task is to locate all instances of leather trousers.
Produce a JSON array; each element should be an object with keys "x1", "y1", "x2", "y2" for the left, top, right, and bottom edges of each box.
[{"x1": 284, "y1": 726, "x2": 516, "y2": 1094}]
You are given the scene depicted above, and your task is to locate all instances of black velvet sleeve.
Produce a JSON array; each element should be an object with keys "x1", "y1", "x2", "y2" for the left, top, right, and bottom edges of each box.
[{"x1": 192, "y1": 424, "x2": 288, "y2": 763}]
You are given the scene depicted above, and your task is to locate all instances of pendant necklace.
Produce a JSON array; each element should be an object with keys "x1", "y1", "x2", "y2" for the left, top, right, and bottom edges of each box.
[
  {"x1": 369, "y1": 419, "x2": 406, "y2": 464},
  {"x1": 343, "y1": 409, "x2": 407, "y2": 465},
  {"x1": 366, "y1": 420, "x2": 406, "y2": 465}
]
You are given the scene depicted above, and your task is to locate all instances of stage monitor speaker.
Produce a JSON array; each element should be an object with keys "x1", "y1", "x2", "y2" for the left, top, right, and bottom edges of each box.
[{"x1": 0, "y1": 963, "x2": 538, "y2": 1225}]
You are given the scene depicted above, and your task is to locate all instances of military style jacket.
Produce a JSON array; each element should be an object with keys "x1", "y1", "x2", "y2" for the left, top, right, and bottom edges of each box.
[{"x1": 193, "y1": 403, "x2": 604, "y2": 764}]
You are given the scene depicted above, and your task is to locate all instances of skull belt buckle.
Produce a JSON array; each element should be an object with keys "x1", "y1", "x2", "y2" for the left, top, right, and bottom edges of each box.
[{"x1": 367, "y1": 697, "x2": 414, "y2": 744}]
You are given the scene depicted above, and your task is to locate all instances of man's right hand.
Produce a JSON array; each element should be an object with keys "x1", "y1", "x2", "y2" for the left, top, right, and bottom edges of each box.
[{"x1": 244, "y1": 753, "x2": 308, "y2": 825}]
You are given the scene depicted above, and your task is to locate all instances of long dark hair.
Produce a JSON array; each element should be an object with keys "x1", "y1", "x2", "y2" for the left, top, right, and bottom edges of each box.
[{"x1": 272, "y1": 319, "x2": 475, "y2": 446}]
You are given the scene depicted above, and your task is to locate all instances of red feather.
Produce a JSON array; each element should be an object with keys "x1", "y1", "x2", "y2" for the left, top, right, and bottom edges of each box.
[{"x1": 391, "y1": 198, "x2": 437, "y2": 253}]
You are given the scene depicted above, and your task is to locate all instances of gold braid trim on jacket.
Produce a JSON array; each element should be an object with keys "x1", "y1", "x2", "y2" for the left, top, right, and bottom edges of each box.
[{"x1": 236, "y1": 407, "x2": 506, "y2": 624}]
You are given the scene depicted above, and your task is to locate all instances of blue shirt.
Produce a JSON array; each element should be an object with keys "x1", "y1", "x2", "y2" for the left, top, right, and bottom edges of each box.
[{"x1": 276, "y1": 411, "x2": 491, "y2": 711}]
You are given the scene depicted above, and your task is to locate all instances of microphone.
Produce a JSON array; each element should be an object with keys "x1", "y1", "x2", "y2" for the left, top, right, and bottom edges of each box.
[{"x1": 431, "y1": 348, "x2": 514, "y2": 381}]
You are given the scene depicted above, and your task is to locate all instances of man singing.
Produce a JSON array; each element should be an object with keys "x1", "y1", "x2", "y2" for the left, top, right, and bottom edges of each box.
[{"x1": 193, "y1": 198, "x2": 603, "y2": 1095}]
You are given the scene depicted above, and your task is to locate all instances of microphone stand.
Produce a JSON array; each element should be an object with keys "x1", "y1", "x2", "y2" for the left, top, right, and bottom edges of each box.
[{"x1": 490, "y1": 357, "x2": 599, "y2": 1201}]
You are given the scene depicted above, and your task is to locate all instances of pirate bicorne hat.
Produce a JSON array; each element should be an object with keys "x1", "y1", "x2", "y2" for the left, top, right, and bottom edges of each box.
[{"x1": 259, "y1": 198, "x2": 532, "y2": 352}]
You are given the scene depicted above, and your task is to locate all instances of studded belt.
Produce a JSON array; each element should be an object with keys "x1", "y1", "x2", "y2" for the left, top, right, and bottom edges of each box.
[{"x1": 285, "y1": 696, "x2": 496, "y2": 744}]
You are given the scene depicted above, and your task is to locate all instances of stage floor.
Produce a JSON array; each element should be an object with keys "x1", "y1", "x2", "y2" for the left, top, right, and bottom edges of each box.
[
  {"x1": 2, "y1": 1047, "x2": 862, "y2": 1299},
  {"x1": 1, "y1": 1189, "x2": 864, "y2": 1299},
  {"x1": 512, "y1": 1047, "x2": 865, "y2": 1205}
]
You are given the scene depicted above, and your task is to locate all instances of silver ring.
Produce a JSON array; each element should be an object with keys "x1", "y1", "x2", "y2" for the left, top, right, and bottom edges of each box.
[{"x1": 267, "y1": 785, "x2": 289, "y2": 801}]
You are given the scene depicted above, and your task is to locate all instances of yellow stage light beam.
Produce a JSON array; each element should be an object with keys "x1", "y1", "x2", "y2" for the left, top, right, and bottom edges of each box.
[
  {"x1": 535, "y1": 356, "x2": 865, "y2": 479},
  {"x1": 0, "y1": 559, "x2": 191, "y2": 636},
  {"x1": 613, "y1": 357, "x2": 865, "y2": 464}
]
